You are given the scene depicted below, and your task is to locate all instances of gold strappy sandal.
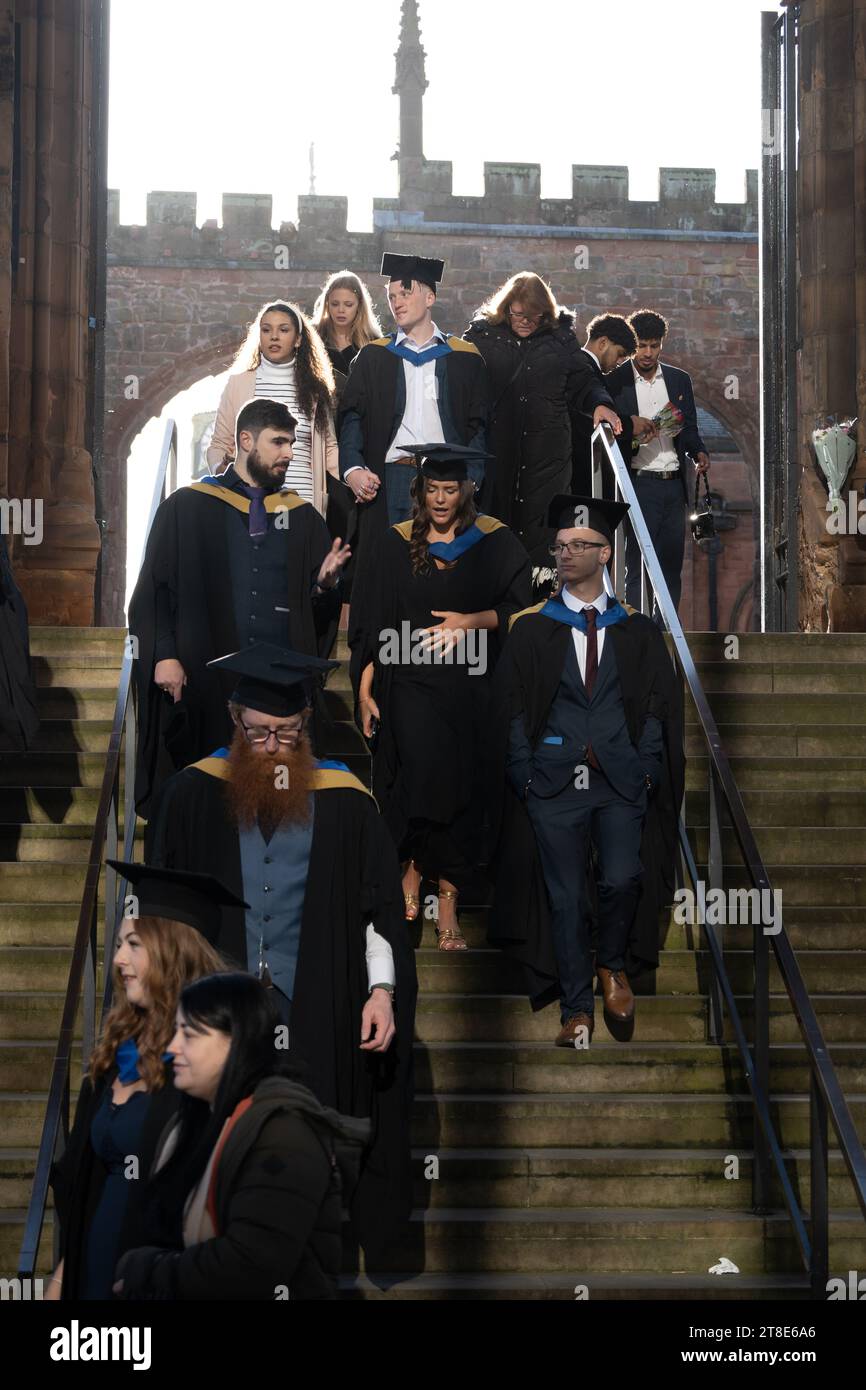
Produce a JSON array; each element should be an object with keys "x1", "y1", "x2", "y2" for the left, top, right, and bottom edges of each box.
[{"x1": 435, "y1": 888, "x2": 467, "y2": 951}]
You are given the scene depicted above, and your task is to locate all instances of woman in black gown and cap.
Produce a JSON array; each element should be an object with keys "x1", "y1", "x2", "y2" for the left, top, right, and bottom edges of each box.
[
  {"x1": 46, "y1": 863, "x2": 240, "y2": 1300},
  {"x1": 349, "y1": 444, "x2": 532, "y2": 948}
]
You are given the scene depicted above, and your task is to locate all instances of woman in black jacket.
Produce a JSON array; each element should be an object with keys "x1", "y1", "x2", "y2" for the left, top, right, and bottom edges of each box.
[
  {"x1": 46, "y1": 862, "x2": 233, "y2": 1300},
  {"x1": 463, "y1": 272, "x2": 620, "y2": 576},
  {"x1": 114, "y1": 973, "x2": 368, "y2": 1301}
]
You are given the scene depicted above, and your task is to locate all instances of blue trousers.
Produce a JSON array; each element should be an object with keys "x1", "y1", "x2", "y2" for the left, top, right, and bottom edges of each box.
[
  {"x1": 527, "y1": 770, "x2": 646, "y2": 1020},
  {"x1": 384, "y1": 462, "x2": 416, "y2": 526},
  {"x1": 625, "y1": 471, "x2": 686, "y2": 618}
]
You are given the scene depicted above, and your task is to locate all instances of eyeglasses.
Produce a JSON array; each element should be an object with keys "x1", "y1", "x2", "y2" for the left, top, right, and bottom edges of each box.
[
  {"x1": 548, "y1": 541, "x2": 607, "y2": 557},
  {"x1": 239, "y1": 718, "x2": 303, "y2": 746},
  {"x1": 509, "y1": 308, "x2": 543, "y2": 323}
]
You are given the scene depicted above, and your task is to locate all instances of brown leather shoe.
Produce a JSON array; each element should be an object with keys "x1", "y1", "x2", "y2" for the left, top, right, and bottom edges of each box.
[
  {"x1": 597, "y1": 966, "x2": 635, "y2": 1021},
  {"x1": 555, "y1": 1012, "x2": 594, "y2": 1048}
]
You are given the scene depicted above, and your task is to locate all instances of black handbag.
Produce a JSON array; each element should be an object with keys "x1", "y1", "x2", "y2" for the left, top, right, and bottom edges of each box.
[{"x1": 690, "y1": 468, "x2": 715, "y2": 544}]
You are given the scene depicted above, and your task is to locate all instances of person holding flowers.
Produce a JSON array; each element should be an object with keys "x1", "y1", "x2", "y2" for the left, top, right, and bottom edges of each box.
[{"x1": 605, "y1": 309, "x2": 710, "y2": 617}]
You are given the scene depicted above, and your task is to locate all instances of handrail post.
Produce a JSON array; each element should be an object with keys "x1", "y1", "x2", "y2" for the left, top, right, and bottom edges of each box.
[
  {"x1": 809, "y1": 1072, "x2": 829, "y2": 1298},
  {"x1": 706, "y1": 765, "x2": 725, "y2": 1043},
  {"x1": 753, "y1": 909, "x2": 772, "y2": 1212}
]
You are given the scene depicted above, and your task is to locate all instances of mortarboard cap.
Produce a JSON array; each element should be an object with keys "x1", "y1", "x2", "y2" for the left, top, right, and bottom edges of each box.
[
  {"x1": 381, "y1": 253, "x2": 445, "y2": 292},
  {"x1": 207, "y1": 642, "x2": 339, "y2": 717},
  {"x1": 395, "y1": 441, "x2": 494, "y2": 484},
  {"x1": 547, "y1": 494, "x2": 631, "y2": 547},
  {"x1": 107, "y1": 860, "x2": 249, "y2": 944}
]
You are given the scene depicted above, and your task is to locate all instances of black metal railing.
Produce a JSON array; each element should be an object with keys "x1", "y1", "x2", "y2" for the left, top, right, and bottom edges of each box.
[
  {"x1": 593, "y1": 422, "x2": 866, "y2": 1296},
  {"x1": 17, "y1": 420, "x2": 177, "y2": 1282}
]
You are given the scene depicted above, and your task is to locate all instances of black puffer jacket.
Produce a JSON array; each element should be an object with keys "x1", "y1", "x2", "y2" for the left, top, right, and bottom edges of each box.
[{"x1": 463, "y1": 310, "x2": 612, "y2": 566}]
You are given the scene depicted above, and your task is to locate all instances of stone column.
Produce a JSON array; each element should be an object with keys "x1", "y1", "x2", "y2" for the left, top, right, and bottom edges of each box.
[
  {"x1": 0, "y1": 1, "x2": 103, "y2": 626},
  {"x1": 796, "y1": 0, "x2": 866, "y2": 629}
]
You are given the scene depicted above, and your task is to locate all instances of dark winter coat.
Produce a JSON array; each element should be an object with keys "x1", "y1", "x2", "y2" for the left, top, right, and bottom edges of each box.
[{"x1": 463, "y1": 310, "x2": 614, "y2": 567}]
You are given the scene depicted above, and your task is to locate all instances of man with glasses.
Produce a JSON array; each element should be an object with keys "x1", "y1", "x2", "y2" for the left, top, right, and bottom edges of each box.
[
  {"x1": 144, "y1": 641, "x2": 418, "y2": 1262},
  {"x1": 338, "y1": 252, "x2": 488, "y2": 534},
  {"x1": 487, "y1": 496, "x2": 684, "y2": 1048}
]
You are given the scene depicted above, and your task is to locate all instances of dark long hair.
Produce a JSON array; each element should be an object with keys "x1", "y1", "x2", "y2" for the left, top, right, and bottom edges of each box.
[
  {"x1": 232, "y1": 300, "x2": 336, "y2": 429},
  {"x1": 143, "y1": 973, "x2": 306, "y2": 1238},
  {"x1": 408, "y1": 476, "x2": 478, "y2": 576}
]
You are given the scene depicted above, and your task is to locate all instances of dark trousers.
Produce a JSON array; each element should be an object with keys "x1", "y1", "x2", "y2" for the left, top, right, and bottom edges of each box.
[
  {"x1": 527, "y1": 770, "x2": 646, "y2": 1020},
  {"x1": 384, "y1": 462, "x2": 416, "y2": 525},
  {"x1": 625, "y1": 471, "x2": 686, "y2": 618}
]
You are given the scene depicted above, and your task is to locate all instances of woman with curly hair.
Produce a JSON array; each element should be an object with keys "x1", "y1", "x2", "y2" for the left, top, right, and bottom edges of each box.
[
  {"x1": 349, "y1": 447, "x2": 530, "y2": 949},
  {"x1": 463, "y1": 272, "x2": 621, "y2": 573},
  {"x1": 46, "y1": 863, "x2": 237, "y2": 1300},
  {"x1": 206, "y1": 300, "x2": 339, "y2": 517},
  {"x1": 312, "y1": 270, "x2": 383, "y2": 378}
]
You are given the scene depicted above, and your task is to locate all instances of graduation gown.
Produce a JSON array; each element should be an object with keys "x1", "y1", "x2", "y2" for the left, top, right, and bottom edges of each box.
[
  {"x1": 144, "y1": 758, "x2": 418, "y2": 1256},
  {"x1": 487, "y1": 602, "x2": 685, "y2": 1008},
  {"x1": 128, "y1": 480, "x2": 340, "y2": 817},
  {"x1": 49, "y1": 1062, "x2": 185, "y2": 1300},
  {"x1": 0, "y1": 534, "x2": 39, "y2": 750},
  {"x1": 337, "y1": 334, "x2": 488, "y2": 541},
  {"x1": 348, "y1": 517, "x2": 532, "y2": 898}
]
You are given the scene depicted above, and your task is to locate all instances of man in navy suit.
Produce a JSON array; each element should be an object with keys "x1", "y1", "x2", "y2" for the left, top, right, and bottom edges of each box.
[{"x1": 604, "y1": 309, "x2": 710, "y2": 616}]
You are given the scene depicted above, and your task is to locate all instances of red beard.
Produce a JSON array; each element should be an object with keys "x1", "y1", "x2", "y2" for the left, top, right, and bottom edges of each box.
[{"x1": 225, "y1": 727, "x2": 315, "y2": 832}]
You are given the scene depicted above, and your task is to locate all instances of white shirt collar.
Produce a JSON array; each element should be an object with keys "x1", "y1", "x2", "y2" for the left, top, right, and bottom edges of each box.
[
  {"x1": 582, "y1": 346, "x2": 601, "y2": 371},
  {"x1": 395, "y1": 321, "x2": 446, "y2": 350},
  {"x1": 561, "y1": 586, "x2": 606, "y2": 613},
  {"x1": 632, "y1": 360, "x2": 664, "y2": 385}
]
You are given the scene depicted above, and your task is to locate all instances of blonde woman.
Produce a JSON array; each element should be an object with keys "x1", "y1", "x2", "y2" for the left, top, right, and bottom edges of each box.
[
  {"x1": 46, "y1": 863, "x2": 236, "y2": 1300},
  {"x1": 207, "y1": 301, "x2": 339, "y2": 517},
  {"x1": 312, "y1": 270, "x2": 383, "y2": 377}
]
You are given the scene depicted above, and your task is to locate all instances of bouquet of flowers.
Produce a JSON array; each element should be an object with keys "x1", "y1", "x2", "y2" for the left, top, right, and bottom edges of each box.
[
  {"x1": 632, "y1": 400, "x2": 685, "y2": 454},
  {"x1": 812, "y1": 416, "x2": 858, "y2": 500}
]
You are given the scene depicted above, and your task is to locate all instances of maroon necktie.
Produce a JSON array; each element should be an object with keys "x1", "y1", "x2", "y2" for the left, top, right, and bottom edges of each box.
[{"x1": 584, "y1": 606, "x2": 601, "y2": 769}]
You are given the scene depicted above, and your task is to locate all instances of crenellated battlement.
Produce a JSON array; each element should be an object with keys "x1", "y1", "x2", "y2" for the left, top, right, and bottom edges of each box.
[{"x1": 107, "y1": 160, "x2": 757, "y2": 267}]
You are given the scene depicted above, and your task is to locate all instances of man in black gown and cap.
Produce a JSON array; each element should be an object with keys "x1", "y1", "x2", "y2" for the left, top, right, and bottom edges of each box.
[
  {"x1": 338, "y1": 252, "x2": 488, "y2": 535},
  {"x1": 129, "y1": 398, "x2": 350, "y2": 816},
  {"x1": 487, "y1": 495, "x2": 684, "y2": 1046},
  {"x1": 144, "y1": 642, "x2": 417, "y2": 1258}
]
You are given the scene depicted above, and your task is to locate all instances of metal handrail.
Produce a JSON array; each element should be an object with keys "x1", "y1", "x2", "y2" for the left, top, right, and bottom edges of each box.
[
  {"x1": 593, "y1": 423, "x2": 866, "y2": 1296},
  {"x1": 18, "y1": 420, "x2": 178, "y2": 1281}
]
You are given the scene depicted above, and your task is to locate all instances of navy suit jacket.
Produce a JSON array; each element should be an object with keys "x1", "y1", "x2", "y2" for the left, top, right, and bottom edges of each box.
[{"x1": 604, "y1": 361, "x2": 707, "y2": 500}]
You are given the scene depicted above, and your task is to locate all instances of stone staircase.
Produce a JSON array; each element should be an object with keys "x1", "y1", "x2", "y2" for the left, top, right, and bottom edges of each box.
[{"x1": 2, "y1": 629, "x2": 865, "y2": 1297}]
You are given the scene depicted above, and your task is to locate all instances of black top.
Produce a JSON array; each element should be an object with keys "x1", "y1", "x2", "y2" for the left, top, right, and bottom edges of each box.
[{"x1": 325, "y1": 342, "x2": 359, "y2": 377}]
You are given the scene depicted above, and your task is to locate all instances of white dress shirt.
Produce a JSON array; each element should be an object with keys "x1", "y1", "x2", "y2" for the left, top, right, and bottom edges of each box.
[
  {"x1": 632, "y1": 362, "x2": 680, "y2": 472},
  {"x1": 386, "y1": 321, "x2": 448, "y2": 461},
  {"x1": 365, "y1": 922, "x2": 395, "y2": 989},
  {"x1": 560, "y1": 585, "x2": 607, "y2": 681}
]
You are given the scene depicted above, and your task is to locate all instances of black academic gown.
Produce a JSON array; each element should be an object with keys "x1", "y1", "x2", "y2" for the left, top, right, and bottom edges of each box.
[
  {"x1": 49, "y1": 1062, "x2": 185, "y2": 1301},
  {"x1": 348, "y1": 518, "x2": 532, "y2": 898},
  {"x1": 128, "y1": 481, "x2": 340, "y2": 817},
  {"x1": 144, "y1": 759, "x2": 418, "y2": 1257},
  {"x1": 337, "y1": 335, "x2": 488, "y2": 544},
  {"x1": 0, "y1": 534, "x2": 39, "y2": 750},
  {"x1": 487, "y1": 603, "x2": 685, "y2": 1008}
]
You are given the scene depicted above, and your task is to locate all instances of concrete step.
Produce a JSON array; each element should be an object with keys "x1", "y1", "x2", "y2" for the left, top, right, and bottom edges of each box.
[
  {"x1": 413, "y1": 994, "x2": 866, "y2": 1045},
  {"x1": 687, "y1": 692, "x2": 866, "y2": 725},
  {"x1": 0, "y1": 1210, "x2": 53, "y2": 1272},
  {"x1": 0, "y1": 786, "x2": 123, "y2": 826},
  {"x1": 0, "y1": 949, "x2": 104, "y2": 992},
  {"x1": 0, "y1": 824, "x2": 144, "y2": 862},
  {"x1": 685, "y1": 788, "x2": 866, "y2": 828},
  {"x1": 685, "y1": 724, "x2": 866, "y2": 760},
  {"x1": 684, "y1": 633, "x2": 866, "y2": 663},
  {"x1": 31, "y1": 657, "x2": 125, "y2": 689},
  {"x1": 408, "y1": 1094, "x2": 866, "y2": 1149},
  {"x1": 350, "y1": 1206, "x2": 866, "y2": 1275},
  {"x1": 693, "y1": 660, "x2": 866, "y2": 695},
  {"x1": 6, "y1": 1039, "x2": 864, "y2": 1096},
  {"x1": 690, "y1": 824, "x2": 866, "y2": 866},
  {"x1": 686, "y1": 755, "x2": 866, "y2": 791},
  {"x1": 410, "y1": 949, "x2": 866, "y2": 997},
  {"x1": 341, "y1": 1270, "x2": 812, "y2": 1300},
  {"x1": 28, "y1": 627, "x2": 126, "y2": 657},
  {"x1": 0, "y1": 994, "x2": 84, "y2": 1040}
]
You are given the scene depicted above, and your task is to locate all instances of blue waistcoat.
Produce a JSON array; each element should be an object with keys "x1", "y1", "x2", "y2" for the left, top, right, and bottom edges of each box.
[{"x1": 239, "y1": 800, "x2": 315, "y2": 1000}]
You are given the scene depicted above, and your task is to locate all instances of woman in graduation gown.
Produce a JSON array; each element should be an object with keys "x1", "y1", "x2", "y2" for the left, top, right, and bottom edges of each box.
[
  {"x1": 349, "y1": 445, "x2": 532, "y2": 949},
  {"x1": 46, "y1": 863, "x2": 237, "y2": 1300}
]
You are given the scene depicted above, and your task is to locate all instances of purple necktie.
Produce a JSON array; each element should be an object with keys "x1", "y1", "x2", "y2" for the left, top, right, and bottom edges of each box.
[
  {"x1": 584, "y1": 606, "x2": 601, "y2": 769},
  {"x1": 234, "y1": 481, "x2": 268, "y2": 538}
]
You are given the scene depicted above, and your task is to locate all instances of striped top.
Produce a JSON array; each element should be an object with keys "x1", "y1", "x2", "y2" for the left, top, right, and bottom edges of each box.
[{"x1": 255, "y1": 357, "x2": 314, "y2": 503}]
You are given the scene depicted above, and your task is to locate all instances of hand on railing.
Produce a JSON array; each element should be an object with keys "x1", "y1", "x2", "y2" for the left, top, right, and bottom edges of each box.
[
  {"x1": 154, "y1": 659, "x2": 187, "y2": 702},
  {"x1": 592, "y1": 405, "x2": 622, "y2": 436}
]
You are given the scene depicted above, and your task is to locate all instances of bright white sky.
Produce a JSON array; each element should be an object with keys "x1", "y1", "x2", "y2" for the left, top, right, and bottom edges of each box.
[{"x1": 112, "y1": 0, "x2": 784, "y2": 603}]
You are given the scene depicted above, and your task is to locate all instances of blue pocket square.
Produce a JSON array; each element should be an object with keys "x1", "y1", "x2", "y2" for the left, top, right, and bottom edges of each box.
[{"x1": 542, "y1": 735, "x2": 564, "y2": 745}]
